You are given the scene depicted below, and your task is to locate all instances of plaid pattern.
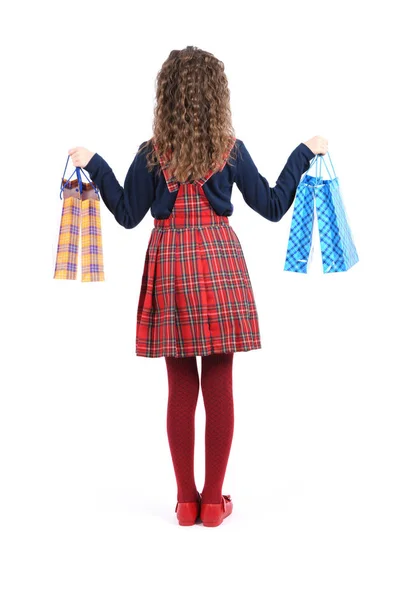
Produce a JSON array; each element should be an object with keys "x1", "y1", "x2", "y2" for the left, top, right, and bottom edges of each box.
[
  {"x1": 283, "y1": 180, "x2": 315, "y2": 273},
  {"x1": 315, "y1": 177, "x2": 359, "y2": 273},
  {"x1": 136, "y1": 139, "x2": 262, "y2": 357},
  {"x1": 284, "y1": 160, "x2": 359, "y2": 274},
  {"x1": 54, "y1": 178, "x2": 105, "y2": 282}
]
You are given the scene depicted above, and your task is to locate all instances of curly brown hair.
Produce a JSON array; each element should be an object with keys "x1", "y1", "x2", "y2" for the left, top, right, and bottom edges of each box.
[{"x1": 139, "y1": 45, "x2": 239, "y2": 184}]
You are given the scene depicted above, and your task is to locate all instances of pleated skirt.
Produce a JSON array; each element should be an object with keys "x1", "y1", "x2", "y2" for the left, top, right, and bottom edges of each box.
[{"x1": 135, "y1": 211, "x2": 262, "y2": 358}]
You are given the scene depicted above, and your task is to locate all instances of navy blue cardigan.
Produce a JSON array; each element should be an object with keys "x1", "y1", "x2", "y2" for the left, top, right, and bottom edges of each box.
[{"x1": 83, "y1": 139, "x2": 316, "y2": 228}]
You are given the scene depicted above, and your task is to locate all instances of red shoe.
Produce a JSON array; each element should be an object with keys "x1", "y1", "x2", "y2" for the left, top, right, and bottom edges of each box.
[
  {"x1": 175, "y1": 492, "x2": 201, "y2": 526},
  {"x1": 200, "y1": 494, "x2": 233, "y2": 527}
]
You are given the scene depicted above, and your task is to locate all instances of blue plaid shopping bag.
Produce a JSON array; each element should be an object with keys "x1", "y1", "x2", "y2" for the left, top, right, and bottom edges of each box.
[{"x1": 284, "y1": 152, "x2": 359, "y2": 274}]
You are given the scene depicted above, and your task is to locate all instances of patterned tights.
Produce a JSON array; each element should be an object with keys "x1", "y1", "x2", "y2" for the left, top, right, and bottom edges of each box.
[{"x1": 165, "y1": 352, "x2": 235, "y2": 504}]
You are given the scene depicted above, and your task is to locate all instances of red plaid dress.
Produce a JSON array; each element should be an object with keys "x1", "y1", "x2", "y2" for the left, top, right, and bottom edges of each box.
[{"x1": 136, "y1": 140, "x2": 262, "y2": 358}]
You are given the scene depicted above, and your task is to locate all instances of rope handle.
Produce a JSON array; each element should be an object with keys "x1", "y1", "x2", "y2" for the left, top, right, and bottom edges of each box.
[
  {"x1": 305, "y1": 150, "x2": 337, "y2": 182},
  {"x1": 59, "y1": 155, "x2": 99, "y2": 200}
]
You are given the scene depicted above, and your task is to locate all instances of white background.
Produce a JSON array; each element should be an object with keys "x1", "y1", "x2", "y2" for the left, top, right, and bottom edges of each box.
[{"x1": 1, "y1": 1, "x2": 399, "y2": 598}]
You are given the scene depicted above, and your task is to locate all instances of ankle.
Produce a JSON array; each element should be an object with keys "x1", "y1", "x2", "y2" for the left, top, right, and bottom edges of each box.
[
  {"x1": 178, "y1": 490, "x2": 200, "y2": 503},
  {"x1": 200, "y1": 492, "x2": 222, "y2": 504}
]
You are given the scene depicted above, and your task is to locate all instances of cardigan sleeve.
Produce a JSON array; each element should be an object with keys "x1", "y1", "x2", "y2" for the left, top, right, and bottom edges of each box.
[
  {"x1": 234, "y1": 139, "x2": 316, "y2": 222},
  {"x1": 82, "y1": 140, "x2": 155, "y2": 229}
]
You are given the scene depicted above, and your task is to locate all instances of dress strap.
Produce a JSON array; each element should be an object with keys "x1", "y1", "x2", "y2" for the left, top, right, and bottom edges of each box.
[
  {"x1": 153, "y1": 143, "x2": 180, "y2": 193},
  {"x1": 153, "y1": 137, "x2": 236, "y2": 191}
]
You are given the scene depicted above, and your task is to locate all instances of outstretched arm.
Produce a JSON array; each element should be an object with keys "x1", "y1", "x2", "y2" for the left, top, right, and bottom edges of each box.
[
  {"x1": 234, "y1": 139, "x2": 315, "y2": 222},
  {"x1": 83, "y1": 141, "x2": 155, "y2": 229}
]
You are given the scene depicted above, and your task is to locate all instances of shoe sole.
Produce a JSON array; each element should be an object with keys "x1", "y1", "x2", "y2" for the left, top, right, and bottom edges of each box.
[{"x1": 177, "y1": 515, "x2": 200, "y2": 526}]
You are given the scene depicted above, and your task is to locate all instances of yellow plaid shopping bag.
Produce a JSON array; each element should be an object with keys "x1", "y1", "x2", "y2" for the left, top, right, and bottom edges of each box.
[{"x1": 54, "y1": 156, "x2": 105, "y2": 282}]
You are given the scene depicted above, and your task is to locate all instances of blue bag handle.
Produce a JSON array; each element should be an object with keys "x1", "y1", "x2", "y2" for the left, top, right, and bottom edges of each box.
[
  {"x1": 59, "y1": 155, "x2": 99, "y2": 200},
  {"x1": 305, "y1": 151, "x2": 337, "y2": 182}
]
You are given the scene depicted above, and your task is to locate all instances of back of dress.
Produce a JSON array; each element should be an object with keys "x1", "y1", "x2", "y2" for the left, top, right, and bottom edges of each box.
[{"x1": 135, "y1": 139, "x2": 262, "y2": 358}]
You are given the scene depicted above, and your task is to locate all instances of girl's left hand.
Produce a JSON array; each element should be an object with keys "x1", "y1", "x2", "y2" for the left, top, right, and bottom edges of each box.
[{"x1": 68, "y1": 147, "x2": 95, "y2": 168}]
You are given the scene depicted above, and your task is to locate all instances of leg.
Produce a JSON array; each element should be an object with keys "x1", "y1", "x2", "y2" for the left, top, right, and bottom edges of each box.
[
  {"x1": 165, "y1": 355, "x2": 200, "y2": 503},
  {"x1": 200, "y1": 352, "x2": 235, "y2": 504}
]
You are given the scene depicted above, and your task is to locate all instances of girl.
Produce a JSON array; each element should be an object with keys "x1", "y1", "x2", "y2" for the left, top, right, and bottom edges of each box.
[{"x1": 68, "y1": 45, "x2": 328, "y2": 528}]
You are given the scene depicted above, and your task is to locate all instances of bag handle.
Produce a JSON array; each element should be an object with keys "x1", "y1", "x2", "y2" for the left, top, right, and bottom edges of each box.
[
  {"x1": 305, "y1": 151, "x2": 337, "y2": 181},
  {"x1": 59, "y1": 155, "x2": 99, "y2": 200}
]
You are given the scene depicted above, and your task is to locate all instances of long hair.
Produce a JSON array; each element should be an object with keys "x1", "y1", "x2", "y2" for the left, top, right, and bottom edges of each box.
[{"x1": 139, "y1": 45, "x2": 239, "y2": 183}]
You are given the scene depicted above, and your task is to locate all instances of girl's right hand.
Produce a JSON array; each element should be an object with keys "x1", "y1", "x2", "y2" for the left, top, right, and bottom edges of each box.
[{"x1": 304, "y1": 135, "x2": 329, "y2": 155}]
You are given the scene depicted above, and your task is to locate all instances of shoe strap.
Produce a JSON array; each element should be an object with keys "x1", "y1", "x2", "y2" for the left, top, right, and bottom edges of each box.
[{"x1": 222, "y1": 494, "x2": 231, "y2": 512}]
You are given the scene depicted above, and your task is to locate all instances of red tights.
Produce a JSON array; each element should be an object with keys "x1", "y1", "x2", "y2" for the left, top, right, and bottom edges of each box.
[{"x1": 165, "y1": 352, "x2": 234, "y2": 504}]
